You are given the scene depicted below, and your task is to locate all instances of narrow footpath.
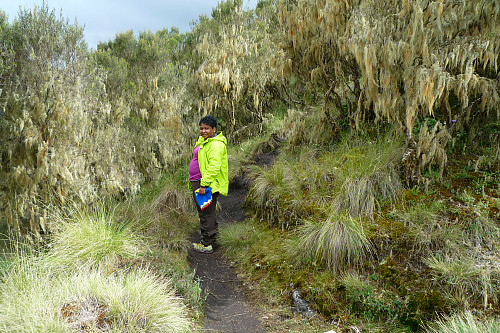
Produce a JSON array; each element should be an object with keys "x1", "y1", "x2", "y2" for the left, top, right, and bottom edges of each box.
[{"x1": 188, "y1": 177, "x2": 266, "y2": 333}]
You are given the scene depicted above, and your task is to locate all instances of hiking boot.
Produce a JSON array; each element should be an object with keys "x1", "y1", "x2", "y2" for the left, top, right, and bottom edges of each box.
[{"x1": 192, "y1": 242, "x2": 213, "y2": 254}]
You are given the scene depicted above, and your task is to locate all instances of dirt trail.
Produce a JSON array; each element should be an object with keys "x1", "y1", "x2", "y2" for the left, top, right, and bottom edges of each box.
[{"x1": 188, "y1": 177, "x2": 266, "y2": 333}]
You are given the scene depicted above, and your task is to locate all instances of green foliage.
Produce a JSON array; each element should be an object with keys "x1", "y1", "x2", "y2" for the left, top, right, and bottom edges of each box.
[
  {"x1": 159, "y1": 252, "x2": 205, "y2": 317},
  {"x1": 341, "y1": 272, "x2": 404, "y2": 323},
  {"x1": 247, "y1": 146, "x2": 321, "y2": 228},
  {"x1": 247, "y1": 130, "x2": 404, "y2": 228},
  {"x1": 390, "y1": 201, "x2": 451, "y2": 256},
  {"x1": 0, "y1": 5, "x2": 194, "y2": 235},
  {"x1": 328, "y1": 134, "x2": 404, "y2": 217},
  {"x1": 0, "y1": 199, "x2": 193, "y2": 332},
  {"x1": 189, "y1": 0, "x2": 283, "y2": 139},
  {"x1": 279, "y1": 0, "x2": 500, "y2": 184}
]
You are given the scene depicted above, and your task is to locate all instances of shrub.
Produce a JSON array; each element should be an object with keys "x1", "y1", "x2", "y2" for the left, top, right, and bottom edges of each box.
[
  {"x1": 0, "y1": 4, "x2": 193, "y2": 237},
  {"x1": 278, "y1": 0, "x2": 500, "y2": 184}
]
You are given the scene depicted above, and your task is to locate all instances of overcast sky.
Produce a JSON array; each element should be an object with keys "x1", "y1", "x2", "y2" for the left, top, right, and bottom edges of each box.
[{"x1": 2, "y1": 0, "x2": 259, "y2": 49}]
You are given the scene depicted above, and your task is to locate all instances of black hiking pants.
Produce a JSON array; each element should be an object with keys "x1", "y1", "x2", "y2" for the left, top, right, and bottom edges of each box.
[{"x1": 191, "y1": 180, "x2": 219, "y2": 246}]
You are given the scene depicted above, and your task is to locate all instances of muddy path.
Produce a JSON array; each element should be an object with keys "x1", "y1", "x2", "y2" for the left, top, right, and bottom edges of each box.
[{"x1": 188, "y1": 176, "x2": 266, "y2": 333}]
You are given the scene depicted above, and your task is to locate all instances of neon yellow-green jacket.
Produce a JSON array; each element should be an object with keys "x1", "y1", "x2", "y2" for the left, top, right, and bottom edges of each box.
[{"x1": 195, "y1": 133, "x2": 229, "y2": 196}]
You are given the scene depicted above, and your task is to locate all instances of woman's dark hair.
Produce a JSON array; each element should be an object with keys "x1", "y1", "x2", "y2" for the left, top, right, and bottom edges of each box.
[{"x1": 199, "y1": 115, "x2": 217, "y2": 128}]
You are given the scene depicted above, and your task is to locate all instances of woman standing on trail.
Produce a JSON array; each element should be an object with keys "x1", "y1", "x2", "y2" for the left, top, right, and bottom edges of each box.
[{"x1": 189, "y1": 115, "x2": 229, "y2": 254}]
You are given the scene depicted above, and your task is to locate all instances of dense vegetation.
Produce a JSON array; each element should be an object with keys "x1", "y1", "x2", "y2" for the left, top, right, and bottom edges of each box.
[{"x1": 0, "y1": 0, "x2": 499, "y2": 332}]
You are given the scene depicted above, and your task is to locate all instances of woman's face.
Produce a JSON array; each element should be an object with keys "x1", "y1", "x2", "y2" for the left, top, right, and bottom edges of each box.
[{"x1": 200, "y1": 123, "x2": 216, "y2": 140}]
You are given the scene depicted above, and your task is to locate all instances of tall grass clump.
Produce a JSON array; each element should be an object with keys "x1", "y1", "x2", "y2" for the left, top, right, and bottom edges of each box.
[
  {"x1": 292, "y1": 211, "x2": 372, "y2": 272},
  {"x1": 0, "y1": 259, "x2": 190, "y2": 332},
  {"x1": 391, "y1": 201, "x2": 452, "y2": 256},
  {"x1": 425, "y1": 255, "x2": 500, "y2": 309},
  {"x1": 148, "y1": 171, "x2": 198, "y2": 250},
  {"x1": 49, "y1": 205, "x2": 144, "y2": 269},
  {"x1": 426, "y1": 311, "x2": 500, "y2": 333},
  {"x1": 247, "y1": 161, "x2": 296, "y2": 228},
  {"x1": 151, "y1": 170, "x2": 194, "y2": 215},
  {"x1": 247, "y1": 132, "x2": 404, "y2": 228},
  {"x1": 325, "y1": 134, "x2": 404, "y2": 217},
  {"x1": 247, "y1": 146, "x2": 326, "y2": 228}
]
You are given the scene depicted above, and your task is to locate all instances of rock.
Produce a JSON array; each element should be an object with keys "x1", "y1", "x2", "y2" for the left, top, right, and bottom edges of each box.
[{"x1": 292, "y1": 289, "x2": 316, "y2": 318}]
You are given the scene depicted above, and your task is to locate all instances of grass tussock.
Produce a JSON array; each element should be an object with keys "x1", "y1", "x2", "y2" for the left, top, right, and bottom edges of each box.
[
  {"x1": 390, "y1": 201, "x2": 451, "y2": 256},
  {"x1": 292, "y1": 211, "x2": 372, "y2": 272},
  {"x1": 217, "y1": 221, "x2": 262, "y2": 257},
  {"x1": 326, "y1": 135, "x2": 404, "y2": 217},
  {"x1": 0, "y1": 257, "x2": 190, "y2": 332},
  {"x1": 118, "y1": 168, "x2": 198, "y2": 251},
  {"x1": 151, "y1": 171, "x2": 194, "y2": 214},
  {"x1": 425, "y1": 255, "x2": 500, "y2": 309},
  {"x1": 0, "y1": 196, "x2": 199, "y2": 332},
  {"x1": 49, "y1": 205, "x2": 144, "y2": 269},
  {"x1": 247, "y1": 133, "x2": 404, "y2": 229},
  {"x1": 426, "y1": 311, "x2": 500, "y2": 333}
]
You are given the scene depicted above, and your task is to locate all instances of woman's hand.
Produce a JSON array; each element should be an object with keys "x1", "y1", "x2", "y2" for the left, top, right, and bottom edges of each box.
[{"x1": 198, "y1": 187, "x2": 206, "y2": 195}]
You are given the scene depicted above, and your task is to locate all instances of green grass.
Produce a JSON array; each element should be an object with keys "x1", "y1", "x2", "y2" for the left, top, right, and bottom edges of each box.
[
  {"x1": 426, "y1": 311, "x2": 500, "y2": 333},
  {"x1": 48, "y1": 205, "x2": 145, "y2": 270},
  {"x1": 247, "y1": 133, "x2": 404, "y2": 229},
  {"x1": 0, "y1": 258, "x2": 191, "y2": 332},
  {"x1": 340, "y1": 272, "x2": 404, "y2": 323},
  {"x1": 326, "y1": 134, "x2": 404, "y2": 217},
  {"x1": 0, "y1": 192, "x2": 201, "y2": 332},
  {"x1": 230, "y1": 121, "x2": 500, "y2": 331},
  {"x1": 390, "y1": 201, "x2": 451, "y2": 257},
  {"x1": 217, "y1": 221, "x2": 263, "y2": 256},
  {"x1": 425, "y1": 254, "x2": 499, "y2": 309},
  {"x1": 292, "y1": 211, "x2": 372, "y2": 272}
]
